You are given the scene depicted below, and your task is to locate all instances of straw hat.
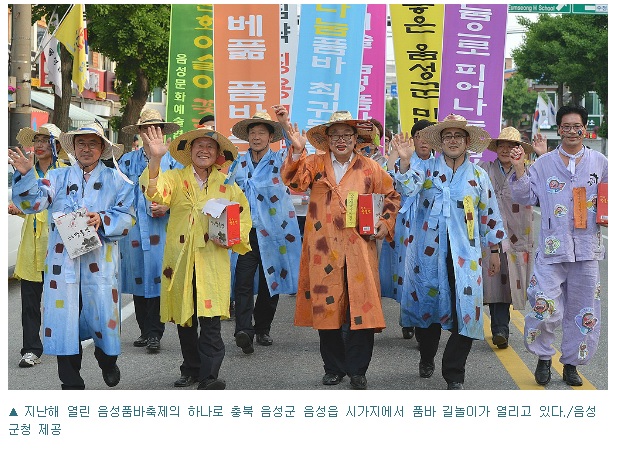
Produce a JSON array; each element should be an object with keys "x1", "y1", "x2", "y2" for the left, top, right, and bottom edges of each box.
[
  {"x1": 231, "y1": 111, "x2": 284, "y2": 143},
  {"x1": 16, "y1": 123, "x2": 70, "y2": 161},
  {"x1": 122, "y1": 109, "x2": 180, "y2": 135},
  {"x1": 420, "y1": 114, "x2": 491, "y2": 153},
  {"x1": 487, "y1": 126, "x2": 534, "y2": 155},
  {"x1": 168, "y1": 127, "x2": 238, "y2": 168},
  {"x1": 306, "y1": 111, "x2": 378, "y2": 151},
  {"x1": 59, "y1": 122, "x2": 123, "y2": 161}
]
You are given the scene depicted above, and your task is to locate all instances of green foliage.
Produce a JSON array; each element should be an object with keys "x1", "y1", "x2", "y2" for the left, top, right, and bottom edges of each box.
[
  {"x1": 502, "y1": 74, "x2": 538, "y2": 127},
  {"x1": 385, "y1": 98, "x2": 399, "y2": 133}
]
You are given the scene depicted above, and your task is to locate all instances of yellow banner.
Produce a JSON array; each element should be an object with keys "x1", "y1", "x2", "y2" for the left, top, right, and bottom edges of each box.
[
  {"x1": 55, "y1": 4, "x2": 88, "y2": 93},
  {"x1": 345, "y1": 191, "x2": 359, "y2": 228},
  {"x1": 390, "y1": 4, "x2": 444, "y2": 135}
]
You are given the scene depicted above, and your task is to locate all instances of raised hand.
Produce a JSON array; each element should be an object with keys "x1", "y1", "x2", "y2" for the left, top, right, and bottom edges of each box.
[
  {"x1": 532, "y1": 133, "x2": 548, "y2": 156},
  {"x1": 141, "y1": 126, "x2": 167, "y2": 160},
  {"x1": 8, "y1": 147, "x2": 34, "y2": 176},
  {"x1": 287, "y1": 122, "x2": 307, "y2": 153},
  {"x1": 391, "y1": 132, "x2": 414, "y2": 172},
  {"x1": 272, "y1": 104, "x2": 290, "y2": 127}
]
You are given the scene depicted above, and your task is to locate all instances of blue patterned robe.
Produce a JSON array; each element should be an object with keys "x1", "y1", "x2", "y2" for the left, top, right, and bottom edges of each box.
[
  {"x1": 118, "y1": 148, "x2": 182, "y2": 298},
  {"x1": 395, "y1": 154, "x2": 505, "y2": 340},
  {"x1": 12, "y1": 162, "x2": 135, "y2": 355},
  {"x1": 231, "y1": 148, "x2": 302, "y2": 295}
]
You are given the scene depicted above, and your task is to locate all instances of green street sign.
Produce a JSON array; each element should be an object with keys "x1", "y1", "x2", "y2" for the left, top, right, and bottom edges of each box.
[
  {"x1": 571, "y1": 4, "x2": 608, "y2": 14},
  {"x1": 508, "y1": 4, "x2": 571, "y2": 13}
]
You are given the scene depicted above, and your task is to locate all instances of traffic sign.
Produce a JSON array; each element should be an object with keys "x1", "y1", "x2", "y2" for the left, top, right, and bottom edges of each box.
[
  {"x1": 508, "y1": 4, "x2": 571, "y2": 13},
  {"x1": 571, "y1": 4, "x2": 608, "y2": 14}
]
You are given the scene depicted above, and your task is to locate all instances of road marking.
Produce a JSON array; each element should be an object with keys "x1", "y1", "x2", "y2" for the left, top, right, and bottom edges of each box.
[
  {"x1": 486, "y1": 309, "x2": 596, "y2": 390},
  {"x1": 81, "y1": 301, "x2": 135, "y2": 349},
  {"x1": 532, "y1": 207, "x2": 607, "y2": 240}
]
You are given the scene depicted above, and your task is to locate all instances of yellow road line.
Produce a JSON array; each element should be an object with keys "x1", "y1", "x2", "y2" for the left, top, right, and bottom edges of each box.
[{"x1": 484, "y1": 310, "x2": 596, "y2": 390}]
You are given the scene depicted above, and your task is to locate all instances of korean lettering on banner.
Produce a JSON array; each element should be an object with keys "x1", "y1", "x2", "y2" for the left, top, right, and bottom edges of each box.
[
  {"x1": 358, "y1": 4, "x2": 387, "y2": 146},
  {"x1": 165, "y1": 4, "x2": 215, "y2": 139},
  {"x1": 280, "y1": 4, "x2": 299, "y2": 114},
  {"x1": 292, "y1": 4, "x2": 366, "y2": 153},
  {"x1": 438, "y1": 4, "x2": 508, "y2": 162},
  {"x1": 214, "y1": 4, "x2": 281, "y2": 153},
  {"x1": 391, "y1": 4, "x2": 444, "y2": 137}
]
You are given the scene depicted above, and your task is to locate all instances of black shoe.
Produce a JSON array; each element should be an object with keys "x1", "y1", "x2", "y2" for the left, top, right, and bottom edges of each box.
[
  {"x1": 562, "y1": 364, "x2": 583, "y2": 386},
  {"x1": 322, "y1": 373, "x2": 345, "y2": 385},
  {"x1": 146, "y1": 337, "x2": 160, "y2": 352},
  {"x1": 492, "y1": 333, "x2": 509, "y2": 349},
  {"x1": 402, "y1": 327, "x2": 415, "y2": 339},
  {"x1": 419, "y1": 360, "x2": 435, "y2": 378},
  {"x1": 535, "y1": 359, "x2": 552, "y2": 385},
  {"x1": 133, "y1": 335, "x2": 148, "y2": 347},
  {"x1": 256, "y1": 333, "x2": 273, "y2": 346},
  {"x1": 350, "y1": 375, "x2": 367, "y2": 390},
  {"x1": 197, "y1": 378, "x2": 226, "y2": 390},
  {"x1": 235, "y1": 331, "x2": 254, "y2": 354},
  {"x1": 102, "y1": 364, "x2": 121, "y2": 387},
  {"x1": 447, "y1": 382, "x2": 464, "y2": 390},
  {"x1": 174, "y1": 375, "x2": 198, "y2": 387}
]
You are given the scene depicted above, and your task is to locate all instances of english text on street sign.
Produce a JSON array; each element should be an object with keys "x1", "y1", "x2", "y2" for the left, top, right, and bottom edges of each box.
[{"x1": 508, "y1": 4, "x2": 571, "y2": 13}]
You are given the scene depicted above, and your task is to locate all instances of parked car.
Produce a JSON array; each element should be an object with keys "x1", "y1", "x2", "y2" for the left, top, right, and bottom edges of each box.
[{"x1": 8, "y1": 171, "x2": 25, "y2": 277}]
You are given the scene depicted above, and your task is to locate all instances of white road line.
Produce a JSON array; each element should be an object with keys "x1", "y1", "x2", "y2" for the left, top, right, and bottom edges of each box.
[
  {"x1": 532, "y1": 208, "x2": 608, "y2": 240},
  {"x1": 81, "y1": 300, "x2": 135, "y2": 349}
]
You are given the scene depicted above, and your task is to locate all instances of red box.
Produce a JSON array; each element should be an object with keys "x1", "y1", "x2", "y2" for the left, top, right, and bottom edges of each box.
[
  {"x1": 358, "y1": 193, "x2": 384, "y2": 235},
  {"x1": 597, "y1": 182, "x2": 608, "y2": 226},
  {"x1": 208, "y1": 201, "x2": 241, "y2": 247}
]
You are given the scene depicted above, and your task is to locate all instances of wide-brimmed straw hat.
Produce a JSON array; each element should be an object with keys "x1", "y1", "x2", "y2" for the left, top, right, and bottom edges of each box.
[
  {"x1": 16, "y1": 123, "x2": 70, "y2": 161},
  {"x1": 231, "y1": 111, "x2": 284, "y2": 143},
  {"x1": 487, "y1": 126, "x2": 534, "y2": 155},
  {"x1": 168, "y1": 127, "x2": 238, "y2": 169},
  {"x1": 306, "y1": 111, "x2": 378, "y2": 151},
  {"x1": 122, "y1": 109, "x2": 180, "y2": 135},
  {"x1": 420, "y1": 114, "x2": 491, "y2": 153},
  {"x1": 59, "y1": 122, "x2": 123, "y2": 161}
]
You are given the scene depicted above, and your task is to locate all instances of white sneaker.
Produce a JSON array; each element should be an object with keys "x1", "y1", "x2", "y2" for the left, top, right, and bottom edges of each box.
[{"x1": 19, "y1": 353, "x2": 41, "y2": 368}]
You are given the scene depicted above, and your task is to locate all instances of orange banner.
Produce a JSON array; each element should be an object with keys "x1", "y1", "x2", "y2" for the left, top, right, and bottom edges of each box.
[{"x1": 213, "y1": 5, "x2": 281, "y2": 153}]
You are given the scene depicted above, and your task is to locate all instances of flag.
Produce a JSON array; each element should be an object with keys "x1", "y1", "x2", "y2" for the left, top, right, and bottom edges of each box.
[
  {"x1": 532, "y1": 94, "x2": 557, "y2": 137},
  {"x1": 55, "y1": 4, "x2": 89, "y2": 93},
  {"x1": 43, "y1": 13, "x2": 62, "y2": 97}
]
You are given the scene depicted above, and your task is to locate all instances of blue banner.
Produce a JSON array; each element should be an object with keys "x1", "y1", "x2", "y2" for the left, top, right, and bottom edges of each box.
[{"x1": 292, "y1": 4, "x2": 366, "y2": 152}]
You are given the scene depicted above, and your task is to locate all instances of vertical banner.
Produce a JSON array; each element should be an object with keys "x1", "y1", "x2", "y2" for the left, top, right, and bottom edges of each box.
[
  {"x1": 214, "y1": 4, "x2": 281, "y2": 152},
  {"x1": 292, "y1": 4, "x2": 366, "y2": 153},
  {"x1": 438, "y1": 4, "x2": 508, "y2": 162},
  {"x1": 280, "y1": 4, "x2": 299, "y2": 114},
  {"x1": 391, "y1": 4, "x2": 444, "y2": 136},
  {"x1": 165, "y1": 4, "x2": 215, "y2": 140},
  {"x1": 358, "y1": 4, "x2": 387, "y2": 146}
]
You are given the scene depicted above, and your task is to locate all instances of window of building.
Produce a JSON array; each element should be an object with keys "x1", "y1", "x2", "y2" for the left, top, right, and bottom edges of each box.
[{"x1": 148, "y1": 87, "x2": 163, "y2": 103}]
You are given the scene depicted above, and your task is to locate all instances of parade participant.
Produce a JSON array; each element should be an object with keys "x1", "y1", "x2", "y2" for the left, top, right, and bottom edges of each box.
[
  {"x1": 9, "y1": 122, "x2": 135, "y2": 389},
  {"x1": 120, "y1": 109, "x2": 183, "y2": 352},
  {"x1": 281, "y1": 111, "x2": 400, "y2": 390},
  {"x1": 381, "y1": 119, "x2": 434, "y2": 341},
  {"x1": 10, "y1": 123, "x2": 67, "y2": 368},
  {"x1": 229, "y1": 109, "x2": 302, "y2": 354},
  {"x1": 509, "y1": 105, "x2": 607, "y2": 387},
  {"x1": 480, "y1": 127, "x2": 535, "y2": 349},
  {"x1": 394, "y1": 114, "x2": 505, "y2": 390},
  {"x1": 199, "y1": 115, "x2": 215, "y2": 127},
  {"x1": 140, "y1": 125, "x2": 251, "y2": 389}
]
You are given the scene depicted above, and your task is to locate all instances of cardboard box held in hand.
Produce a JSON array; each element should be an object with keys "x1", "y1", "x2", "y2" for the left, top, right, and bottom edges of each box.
[
  {"x1": 203, "y1": 198, "x2": 241, "y2": 247},
  {"x1": 358, "y1": 193, "x2": 384, "y2": 235}
]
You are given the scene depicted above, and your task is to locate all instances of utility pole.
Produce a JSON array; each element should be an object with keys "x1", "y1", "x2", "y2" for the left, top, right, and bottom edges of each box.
[{"x1": 9, "y1": 4, "x2": 32, "y2": 147}]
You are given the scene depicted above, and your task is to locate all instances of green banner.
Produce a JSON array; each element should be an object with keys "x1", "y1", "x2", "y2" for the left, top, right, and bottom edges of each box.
[{"x1": 165, "y1": 4, "x2": 215, "y2": 139}]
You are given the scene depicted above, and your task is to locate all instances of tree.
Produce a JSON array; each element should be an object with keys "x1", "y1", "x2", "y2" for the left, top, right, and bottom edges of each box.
[
  {"x1": 385, "y1": 98, "x2": 399, "y2": 134},
  {"x1": 501, "y1": 74, "x2": 538, "y2": 128},
  {"x1": 512, "y1": 14, "x2": 608, "y2": 137},
  {"x1": 87, "y1": 4, "x2": 171, "y2": 151}
]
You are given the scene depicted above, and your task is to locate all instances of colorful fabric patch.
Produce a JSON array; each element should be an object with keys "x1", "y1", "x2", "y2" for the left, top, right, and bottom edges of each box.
[
  {"x1": 531, "y1": 292, "x2": 556, "y2": 320},
  {"x1": 575, "y1": 307, "x2": 598, "y2": 335},
  {"x1": 526, "y1": 328, "x2": 541, "y2": 344},
  {"x1": 554, "y1": 204, "x2": 568, "y2": 217},
  {"x1": 594, "y1": 282, "x2": 601, "y2": 300},
  {"x1": 586, "y1": 194, "x2": 597, "y2": 213},
  {"x1": 546, "y1": 176, "x2": 565, "y2": 193},
  {"x1": 543, "y1": 236, "x2": 560, "y2": 255},
  {"x1": 578, "y1": 340, "x2": 589, "y2": 361},
  {"x1": 528, "y1": 274, "x2": 537, "y2": 289}
]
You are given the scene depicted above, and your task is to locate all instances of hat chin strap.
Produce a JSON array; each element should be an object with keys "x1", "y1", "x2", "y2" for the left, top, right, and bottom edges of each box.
[{"x1": 443, "y1": 149, "x2": 467, "y2": 170}]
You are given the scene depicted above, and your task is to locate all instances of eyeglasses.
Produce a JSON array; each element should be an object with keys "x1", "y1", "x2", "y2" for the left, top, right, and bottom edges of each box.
[
  {"x1": 441, "y1": 133, "x2": 467, "y2": 142},
  {"x1": 328, "y1": 134, "x2": 355, "y2": 142},
  {"x1": 559, "y1": 124, "x2": 584, "y2": 133},
  {"x1": 33, "y1": 138, "x2": 49, "y2": 144},
  {"x1": 75, "y1": 140, "x2": 102, "y2": 150}
]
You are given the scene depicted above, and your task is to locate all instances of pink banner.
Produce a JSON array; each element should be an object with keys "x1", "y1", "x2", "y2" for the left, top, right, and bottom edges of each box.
[
  {"x1": 358, "y1": 4, "x2": 387, "y2": 146},
  {"x1": 438, "y1": 4, "x2": 508, "y2": 162}
]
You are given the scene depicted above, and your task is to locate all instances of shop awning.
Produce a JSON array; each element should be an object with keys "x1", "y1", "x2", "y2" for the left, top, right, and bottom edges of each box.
[{"x1": 30, "y1": 90, "x2": 109, "y2": 129}]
